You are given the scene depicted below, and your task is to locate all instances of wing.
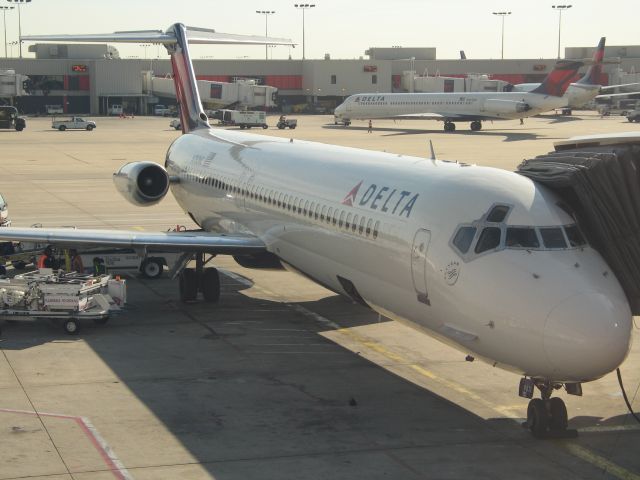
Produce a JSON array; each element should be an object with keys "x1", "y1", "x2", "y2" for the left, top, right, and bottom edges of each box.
[
  {"x1": 0, "y1": 228, "x2": 266, "y2": 255},
  {"x1": 391, "y1": 113, "x2": 497, "y2": 121}
]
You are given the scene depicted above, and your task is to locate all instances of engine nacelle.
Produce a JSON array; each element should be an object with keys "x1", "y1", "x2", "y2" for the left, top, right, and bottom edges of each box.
[
  {"x1": 113, "y1": 161, "x2": 170, "y2": 207},
  {"x1": 233, "y1": 252, "x2": 284, "y2": 270},
  {"x1": 483, "y1": 99, "x2": 531, "y2": 115}
]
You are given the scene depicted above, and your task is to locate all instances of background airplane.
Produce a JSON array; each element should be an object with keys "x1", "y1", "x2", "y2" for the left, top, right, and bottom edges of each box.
[
  {"x1": 333, "y1": 58, "x2": 585, "y2": 131},
  {"x1": 0, "y1": 24, "x2": 632, "y2": 438}
]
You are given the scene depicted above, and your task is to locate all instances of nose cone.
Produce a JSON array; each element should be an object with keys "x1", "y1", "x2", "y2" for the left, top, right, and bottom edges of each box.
[
  {"x1": 334, "y1": 104, "x2": 344, "y2": 117},
  {"x1": 544, "y1": 293, "x2": 632, "y2": 381}
]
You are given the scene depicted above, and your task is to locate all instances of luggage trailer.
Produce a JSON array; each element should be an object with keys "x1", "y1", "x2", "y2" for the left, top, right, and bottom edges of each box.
[{"x1": 0, "y1": 269, "x2": 126, "y2": 335}]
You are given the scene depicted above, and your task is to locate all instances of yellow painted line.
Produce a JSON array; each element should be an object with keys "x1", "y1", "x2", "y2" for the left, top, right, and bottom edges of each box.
[
  {"x1": 562, "y1": 443, "x2": 640, "y2": 480},
  {"x1": 132, "y1": 226, "x2": 145, "y2": 231}
]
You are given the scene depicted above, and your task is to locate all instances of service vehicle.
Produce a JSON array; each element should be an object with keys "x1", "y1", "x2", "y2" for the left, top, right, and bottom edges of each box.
[
  {"x1": 0, "y1": 269, "x2": 126, "y2": 335},
  {"x1": 0, "y1": 193, "x2": 9, "y2": 227},
  {"x1": 626, "y1": 109, "x2": 640, "y2": 122},
  {"x1": 52, "y1": 116, "x2": 96, "y2": 131},
  {"x1": 109, "y1": 104, "x2": 123, "y2": 115},
  {"x1": 276, "y1": 117, "x2": 297, "y2": 129},
  {"x1": 213, "y1": 109, "x2": 268, "y2": 129},
  {"x1": 0, "y1": 106, "x2": 26, "y2": 132},
  {"x1": 154, "y1": 104, "x2": 172, "y2": 116},
  {"x1": 169, "y1": 118, "x2": 181, "y2": 130},
  {"x1": 78, "y1": 248, "x2": 181, "y2": 279}
]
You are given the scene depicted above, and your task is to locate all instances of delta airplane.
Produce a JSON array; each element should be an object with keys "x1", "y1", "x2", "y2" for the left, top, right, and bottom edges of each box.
[
  {"x1": 333, "y1": 58, "x2": 586, "y2": 132},
  {"x1": 0, "y1": 24, "x2": 633, "y2": 438},
  {"x1": 512, "y1": 37, "x2": 605, "y2": 111}
]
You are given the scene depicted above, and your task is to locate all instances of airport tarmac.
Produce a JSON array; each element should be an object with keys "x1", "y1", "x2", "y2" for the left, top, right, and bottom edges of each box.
[{"x1": 0, "y1": 113, "x2": 639, "y2": 479}]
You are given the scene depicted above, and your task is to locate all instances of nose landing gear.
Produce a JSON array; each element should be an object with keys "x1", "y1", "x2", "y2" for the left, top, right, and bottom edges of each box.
[{"x1": 520, "y1": 378, "x2": 578, "y2": 438}]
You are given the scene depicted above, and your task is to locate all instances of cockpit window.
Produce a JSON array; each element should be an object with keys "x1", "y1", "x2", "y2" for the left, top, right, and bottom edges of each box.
[
  {"x1": 475, "y1": 227, "x2": 501, "y2": 254},
  {"x1": 486, "y1": 205, "x2": 510, "y2": 223},
  {"x1": 564, "y1": 225, "x2": 586, "y2": 247},
  {"x1": 452, "y1": 226, "x2": 476, "y2": 254},
  {"x1": 506, "y1": 227, "x2": 539, "y2": 248},
  {"x1": 540, "y1": 228, "x2": 567, "y2": 249}
]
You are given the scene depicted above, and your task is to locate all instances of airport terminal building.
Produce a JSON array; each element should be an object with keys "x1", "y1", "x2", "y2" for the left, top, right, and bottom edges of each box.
[{"x1": 1, "y1": 43, "x2": 639, "y2": 115}]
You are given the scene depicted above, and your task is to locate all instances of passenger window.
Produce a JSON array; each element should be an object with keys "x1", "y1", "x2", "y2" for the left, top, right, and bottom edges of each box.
[
  {"x1": 487, "y1": 205, "x2": 510, "y2": 223},
  {"x1": 540, "y1": 228, "x2": 567, "y2": 248},
  {"x1": 474, "y1": 227, "x2": 501, "y2": 254},
  {"x1": 453, "y1": 226, "x2": 477, "y2": 254},
  {"x1": 506, "y1": 227, "x2": 539, "y2": 248},
  {"x1": 564, "y1": 225, "x2": 586, "y2": 247}
]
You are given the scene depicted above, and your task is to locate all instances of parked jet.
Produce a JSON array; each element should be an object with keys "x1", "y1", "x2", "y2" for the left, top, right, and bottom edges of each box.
[
  {"x1": 333, "y1": 58, "x2": 584, "y2": 131},
  {"x1": 512, "y1": 37, "x2": 606, "y2": 111},
  {"x1": 0, "y1": 25, "x2": 632, "y2": 438}
]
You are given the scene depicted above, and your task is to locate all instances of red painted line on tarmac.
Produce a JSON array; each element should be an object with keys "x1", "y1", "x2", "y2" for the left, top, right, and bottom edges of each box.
[{"x1": 0, "y1": 407, "x2": 132, "y2": 479}]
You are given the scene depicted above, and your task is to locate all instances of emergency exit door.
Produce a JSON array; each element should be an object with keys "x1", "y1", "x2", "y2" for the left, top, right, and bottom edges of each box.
[{"x1": 411, "y1": 229, "x2": 431, "y2": 305}]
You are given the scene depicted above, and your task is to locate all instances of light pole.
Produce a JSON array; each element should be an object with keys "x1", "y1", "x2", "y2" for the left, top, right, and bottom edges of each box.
[
  {"x1": 1, "y1": 6, "x2": 14, "y2": 58},
  {"x1": 294, "y1": 3, "x2": 315, "y2": 60},
  {"x1": 552, "y1": 4, "x2": 572, "y2": 59},
  {"x1": 6, "y1": 0, "x2": 31, "y2": 58},
  {"x1": 492, "y1": 11, "x2": 511, "y2": 60},
  {"x1": 256, "y1": 10, "x2": 275, "y2": 60}
]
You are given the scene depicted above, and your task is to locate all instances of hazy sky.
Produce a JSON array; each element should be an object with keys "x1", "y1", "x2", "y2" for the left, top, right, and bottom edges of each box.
[{"x1": 1, "y1": 0, "x2": 636, "y2": 60}]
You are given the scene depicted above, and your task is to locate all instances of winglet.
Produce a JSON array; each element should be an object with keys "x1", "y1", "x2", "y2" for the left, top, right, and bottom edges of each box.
[
  {"x1": 428, "y1": 140, "x2": 437, "y2": 160},
  {"x1": 530, "y1": 60, "x2": 584, "y2": 97}
]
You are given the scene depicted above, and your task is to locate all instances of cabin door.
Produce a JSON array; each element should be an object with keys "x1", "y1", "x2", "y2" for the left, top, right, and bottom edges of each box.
[{"x1": 411, "y1": 229, "x2": 431, "y2": 305}]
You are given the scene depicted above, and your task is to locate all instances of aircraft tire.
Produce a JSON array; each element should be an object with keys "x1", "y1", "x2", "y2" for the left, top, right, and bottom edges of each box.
[
  {"x1": 470, "y1": 121, "x2": 482, "y2": 131},
  {"x1": 527, "y1": 398, "x2": 549, "y2": 437},
  {"x1": 548, "y1": 397, "x2": 568, "y2": 431},
  {"x1": 179, "y1": 268, "x2": 198, "y2": 302},
  {"x1": 201, "y1": 267, "x2": 220, "y2": 303},
  {"x1": 59, "y1": 125, "x2": 66, "y2": 131}
]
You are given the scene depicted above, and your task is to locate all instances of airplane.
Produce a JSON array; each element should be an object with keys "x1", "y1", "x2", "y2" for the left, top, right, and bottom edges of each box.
[
  {"x1": 0, "y1": 24, "x2": 633, "y2": 438},
  {"x1": 333, "y1": 57, "x2": 585, "y2": 132},
  {"x1": 511, "y1": 37, "x2": 606, "y2": 112}
]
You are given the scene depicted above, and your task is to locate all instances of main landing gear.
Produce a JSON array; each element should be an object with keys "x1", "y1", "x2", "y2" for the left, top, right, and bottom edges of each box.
[
  {"x1": 520, "y1": 378, "x2": 579, "y2": 438},
  {"x1": 178, "y1": 252, "x2": 220, "y2": 303},
  {"x1": 470, "y1": 120, "x2": 482, "y2": 131},
  {"x1": 443, "y1": 121, "x2": 456, "y2": 132}
]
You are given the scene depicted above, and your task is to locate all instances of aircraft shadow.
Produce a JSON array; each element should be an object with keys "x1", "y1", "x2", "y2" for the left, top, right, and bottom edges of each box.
[
  {"x1": 323, "y1": 124, "x2": 542, "y2": 141},
  {"x1": 1, "y1": 273, "x2": 637, "y2": 478}
]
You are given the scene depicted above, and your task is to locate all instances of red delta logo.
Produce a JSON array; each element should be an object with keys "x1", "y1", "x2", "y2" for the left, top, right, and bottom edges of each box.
[
  {"x1": 342, "y1": 180, "x2": 419, "y2": 218},
  {"x1": 342, "y1": 180, "x2": 362, "y2": 206}
]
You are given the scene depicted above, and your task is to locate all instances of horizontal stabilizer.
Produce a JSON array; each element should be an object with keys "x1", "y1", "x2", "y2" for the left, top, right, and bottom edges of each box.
[{"x1": 22, "y1": 27, "x2": 294, "y2": 47}]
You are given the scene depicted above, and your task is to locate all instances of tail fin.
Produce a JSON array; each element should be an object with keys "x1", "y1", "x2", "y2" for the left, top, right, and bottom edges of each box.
[
  {"x1": 22, "y1": 25, "x2": 294, "y2": 134},
  {"x1": 460, "y1": 50, "x2": 467, "y2": 60},
  {"x1": 576, "y1": 37, "x2": 606, "y2": 86},
  {"x1": 531, "y1": 60, "x2": 584, "y2": 97}
]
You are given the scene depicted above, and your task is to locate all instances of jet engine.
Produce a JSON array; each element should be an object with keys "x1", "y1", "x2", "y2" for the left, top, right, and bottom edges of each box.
[
  {"x1": 113, "y1": 161, "x2": 170, "y2": 207},
  {"x1": 483, "y1": 99, "x2": 531, "y2": 114}
]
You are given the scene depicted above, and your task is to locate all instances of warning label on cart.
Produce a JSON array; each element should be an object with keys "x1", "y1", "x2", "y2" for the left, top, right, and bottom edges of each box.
[{"x1": 44, "y1": 294, "x2": 87, "y2": 311}]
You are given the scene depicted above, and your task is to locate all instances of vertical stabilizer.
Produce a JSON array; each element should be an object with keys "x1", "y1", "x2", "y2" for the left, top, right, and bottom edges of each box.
[
  {"x1": 576, "y1": 37, "x2": 606, "y2": 86},
  {"x1": 531, "y1": 60, "x2": 584, "y2": 97}
]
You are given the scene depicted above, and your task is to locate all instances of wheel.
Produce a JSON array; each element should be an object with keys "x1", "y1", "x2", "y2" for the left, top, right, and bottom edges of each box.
[
  {"x1": 290, "y1": 125, "x2": 296, "y2": 129},
  {"x1": 278, "y1": 124, "x2": 285, "y2": 129},
  {"x1": 175, "y1": 126, "x2": 181, "y2": 130},
  {"x1": 93, "y1": 317, "x2": 109, "y2": 325},
  {"x1": 548, "y1": 397, "x2": 568, "y2": 431},
  {"x1": 444, "y1": 122, "x2": 456, "y2": 132},
  {"x1": 15, "y1": 126, "x2": 23, "y2": 132},
  {"x1": 86, "y1": 124, "x2": 94, "y2": 131},
  {"x1": 201, "y1": 267, "x2": 220, "y2": 303},
  {"x1": 262, "y1": 124, "x2": 268, "y2": 129},
  {"x1": 140, "y1": 258, "x2": 163, "y2": 279},
  {"x1": 240, "y1": 125, "x2": 246, "y2": 129},
  {"x1": 470, "y1": 121, "x2": 482, "y2": 131},
  {"x1": 58, "y1": 125, "x2": 66, "y2": 131},
  {"x1": 179, "y1": 268, "x2": 198, "y2": 302},
  {"x1": 63, "y1": 319, "x2": 80, "y2": 335},
  {"x1": 12, "y1": 260, "x2": 26, "y2": 270},
  {"x1": 527, "y1": 398, "x2": 549, "y2": 437}
]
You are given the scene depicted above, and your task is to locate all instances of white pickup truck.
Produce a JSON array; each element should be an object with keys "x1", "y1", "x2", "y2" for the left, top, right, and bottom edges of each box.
[{"x1": 52, "y1": 116, "x2": 96, "y2": 131}]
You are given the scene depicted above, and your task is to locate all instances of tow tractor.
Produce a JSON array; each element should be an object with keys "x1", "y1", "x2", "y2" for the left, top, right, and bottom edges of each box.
[{"x1": 0, "y1": 269, "x2": 126, "y2": 336}]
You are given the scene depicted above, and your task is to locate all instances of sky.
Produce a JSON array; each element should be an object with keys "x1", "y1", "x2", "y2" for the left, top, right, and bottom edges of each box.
[{"x1": 1, "y1": 0, "x2": 638, "y2": 61}]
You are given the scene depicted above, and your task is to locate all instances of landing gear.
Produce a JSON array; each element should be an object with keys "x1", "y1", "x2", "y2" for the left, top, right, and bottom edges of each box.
[
  {"x1": 520, "y1": 378, "x2": 577, "y2": 438},
  {"x1": 470, "y1": 120, "x2": 482, "y2": 131},
  {"x1": 444, "y1": 121, "x2": 456, "y2": 132},
  {"x1": 178, "y1": 253, "x2": 220, "y2": 303}
]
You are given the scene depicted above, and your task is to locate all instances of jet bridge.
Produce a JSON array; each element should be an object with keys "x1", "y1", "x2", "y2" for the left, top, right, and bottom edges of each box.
[
  {"x1": 517, "y1": 133, "x2": 640, "y2": 314},
  {"x1": 148, "y1": 75, "x2": 277, "y2": 110}
]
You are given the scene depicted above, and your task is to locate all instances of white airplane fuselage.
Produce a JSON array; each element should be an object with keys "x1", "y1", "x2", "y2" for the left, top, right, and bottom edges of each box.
[
  {"x1": 333, "y1": 91, "x2": 566, "y2": 123},
  {"x1": 165, "y1": 127, "x2": 632, "y2": 383}
]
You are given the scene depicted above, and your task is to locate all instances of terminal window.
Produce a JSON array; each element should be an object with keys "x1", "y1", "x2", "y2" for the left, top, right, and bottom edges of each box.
[{"x1": 330, "y1": 75, "x2": 336, "y2": 84}]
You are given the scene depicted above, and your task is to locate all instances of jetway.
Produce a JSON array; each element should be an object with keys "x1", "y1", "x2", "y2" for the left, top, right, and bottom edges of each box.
[
  {"x1": 146, "y1": 73, "x2": 278, "y2": 110},
  {"x1": 0, "y1": 70, "x2": 29, "y2": 102}
]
